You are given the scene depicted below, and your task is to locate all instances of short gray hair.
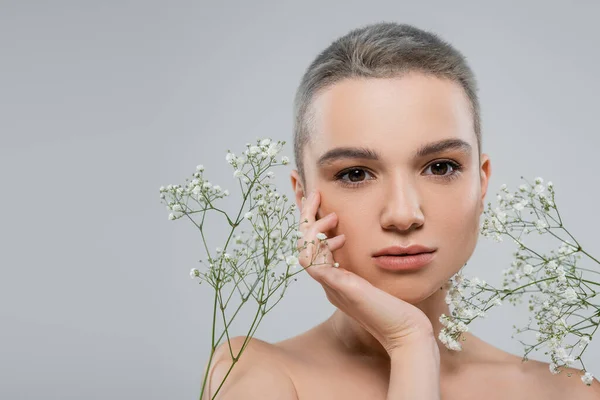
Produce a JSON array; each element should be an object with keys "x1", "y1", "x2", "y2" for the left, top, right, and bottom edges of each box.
[{"x1": 292, "y1": 21, "x2": 481, "y2": 186}]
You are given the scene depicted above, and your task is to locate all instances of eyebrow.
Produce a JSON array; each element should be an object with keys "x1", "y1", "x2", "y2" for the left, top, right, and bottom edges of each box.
[{"x1": 316, "y1": 138, "x2": 472, "y2": 167}]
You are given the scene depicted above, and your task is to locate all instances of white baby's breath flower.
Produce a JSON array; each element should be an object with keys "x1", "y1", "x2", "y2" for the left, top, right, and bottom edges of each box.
[
  {"x1": 196, "y1": 165, "x2": 204, "y2": 171},
  {"x1": 581, "y1": 372, "x2": 594, "y2": 386},
  {"x1": 260, "y1": 138, "x2": 271, "y2": 146},
  {"x1": 244, "y1": 211, "x2": 253, "y2": 220},
  {"x1": 226, "y1": 152, "x2": 236, "y2": 164},
  {"x1": 267, "y1": 143, "x2": 280, "y2": 157},
  {"x1": 190, "y1": 268, "x2": 199, "y2": 279},
  {"x1": 316, "y1": 232, "x2": 327, "y2": 240},
  {"x1": 281, "y1": 156, "x2": 290, "y2": 165},
  {"x1": 534, "y1": 184, "x2": 545, "y2": 194},
  {"x1": 563, "y1": 287, "x2": 578, "y2": 303},
  {"x1": 168, "y1": 213, "x2": 176, "y2": 220},
  {"x1": 286, "y1": 255, "x2": 299, "y2": 268},
  {"x1": 535, "y1": 219, "x2": 548, "y2": 230},
  {"x1": 535, "y1": 177, "x2": 544, "y2": 184},
  {"x1": 249, "y1": 146, "x2": 260, "y2": 155},
  {"x1": 233, "y1": 170, "x2": 243, "y2": 178}
]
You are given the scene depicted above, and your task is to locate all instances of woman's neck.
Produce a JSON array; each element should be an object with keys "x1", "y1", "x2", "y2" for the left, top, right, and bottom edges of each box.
[{"x1": 324, "y1": 286, "x2": 483, "y2": 370}]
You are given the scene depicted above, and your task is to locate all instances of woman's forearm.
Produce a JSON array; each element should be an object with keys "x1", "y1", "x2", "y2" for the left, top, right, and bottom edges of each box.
[{"x1": 387, "y1": 337, "x2": 441, "y2": 400}]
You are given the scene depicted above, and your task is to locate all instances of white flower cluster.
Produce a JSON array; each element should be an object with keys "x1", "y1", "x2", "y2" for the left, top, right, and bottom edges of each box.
[
  {"x1": 159, "y1": 165, "x2": 230, "y2": 220},
  {"x1": 285, "y1": 255, "x2": 299, "y2": 268},
  {"x1": 229, "y1": 139, "x2": 289, "y2": 185},
  {"x1": 443, "y1": 258, "x2": 597, "y2": 385},
  {"x1": 481, "y1": 177, "x2": 555, "y2": 243},
  {"x1": 581, "y1": 371, "x2": 594, "y2": 386},
  {"x1": 439, "y1": 314, "x2": 469, "y2": 351},
  {"x1": 452, "y1": 177, "x2": 599, "y2": 384},
  {"x1": 160, "y1": 138, "x2": 291, "y2": 222},
  {"x1": 439, "y1": 271, "x2": 493, "y2": 351}
]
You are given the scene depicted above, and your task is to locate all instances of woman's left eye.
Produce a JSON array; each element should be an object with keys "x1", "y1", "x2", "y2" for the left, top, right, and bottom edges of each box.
[{"x1": 424, "y1": 160, "x2": 463, "y2": 180}]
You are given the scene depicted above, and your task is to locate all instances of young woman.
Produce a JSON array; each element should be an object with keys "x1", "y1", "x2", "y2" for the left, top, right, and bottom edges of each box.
[{"x1": 205, "y1": 22, "x2": 600, "y2": 399}]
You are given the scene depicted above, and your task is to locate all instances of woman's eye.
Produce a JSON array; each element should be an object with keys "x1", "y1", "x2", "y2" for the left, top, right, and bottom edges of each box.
[
  {"x1": 335, "y1": 168, "x2": 373, "y2": 186},
  {"x1": 424, "y1": 161, "x2": 462, "y2": 179}
]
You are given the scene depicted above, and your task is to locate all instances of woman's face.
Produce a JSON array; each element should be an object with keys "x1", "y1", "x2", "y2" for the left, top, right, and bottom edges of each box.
[{"x1": 290, "y1": 73, "x2": 492, "y2": 303}]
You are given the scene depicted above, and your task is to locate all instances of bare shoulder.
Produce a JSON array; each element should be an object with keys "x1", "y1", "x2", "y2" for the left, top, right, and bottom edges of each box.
[
  {"x1": 202, "y1": 335, "x2": 298, "y2": 400},
  {"x1": 521, "y1": 359, "x2": 600, "y2": 399}
]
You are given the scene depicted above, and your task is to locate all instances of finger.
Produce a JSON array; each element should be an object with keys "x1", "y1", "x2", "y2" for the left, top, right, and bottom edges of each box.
[
  {"x1": 298, "y1": 234, "x2": 345, "y2": 286},
  {"x1": 296, "y1": 190, "x2": 321, "y2": 265},
  {"x1": 297, "y1": 215, "x2": 344, "y2": 270},
  {"x1": 322, "y1": 234, "x2": 346, "y2": 253},
  {"x1": 299, "y1": 190, "x2": 320, "y2": 230},
  {"x1": 309, "y1": 211, "x2": 338, "y2": 238},
  {"x1": 296, "y1": 237, "x2": 327, "y2": 276},
  {"x1": 307, "y1": 234, "x2": 345, "y2": 264}
]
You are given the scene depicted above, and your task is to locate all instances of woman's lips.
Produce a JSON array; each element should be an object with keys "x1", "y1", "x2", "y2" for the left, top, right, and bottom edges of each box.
[{"x1": 372, "y1": 251, "x2": 436, "y2": 271}]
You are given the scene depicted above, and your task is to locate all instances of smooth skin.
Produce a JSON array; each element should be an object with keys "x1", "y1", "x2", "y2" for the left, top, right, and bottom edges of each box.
[{"x1": 204, "y1": 73, "x2": 600, "y2": 399}]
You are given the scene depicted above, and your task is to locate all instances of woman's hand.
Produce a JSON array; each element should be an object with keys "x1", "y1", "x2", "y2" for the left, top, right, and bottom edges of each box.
[{"x1": 297, "y1": 190, "x2": 436, "y2": 356}]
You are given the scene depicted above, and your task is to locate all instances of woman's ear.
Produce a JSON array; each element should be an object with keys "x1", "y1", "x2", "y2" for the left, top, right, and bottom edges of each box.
[
  {"x1": 290, "y1": 169, "x2": 305, "y2": 212},
  {"x1": 479, "y1": 154, "x2": 492, "y2": 215}
]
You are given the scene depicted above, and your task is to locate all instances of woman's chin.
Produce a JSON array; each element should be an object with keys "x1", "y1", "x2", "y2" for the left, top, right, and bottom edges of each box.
[{"x1": 374, "y1": 278, "x2": 444, "y2": 305}]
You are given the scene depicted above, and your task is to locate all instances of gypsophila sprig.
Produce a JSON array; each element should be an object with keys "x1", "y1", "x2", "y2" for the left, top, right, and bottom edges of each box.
[
  {"x1": 159, "y1": 138, "x2": 333, "y2": 400},
  {"x1": 439, "y1": 176, "x2": 599, "y2": 386}
]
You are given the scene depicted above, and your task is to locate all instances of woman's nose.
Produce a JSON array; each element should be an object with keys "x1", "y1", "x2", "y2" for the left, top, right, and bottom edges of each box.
[{"x1": 379, "y1": 182, "x2": 425, "y2": 232}]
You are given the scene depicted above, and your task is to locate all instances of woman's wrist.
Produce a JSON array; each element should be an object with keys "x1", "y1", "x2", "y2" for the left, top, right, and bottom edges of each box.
[
  {"x1": 387, "y1": 331, "x2": 439, "y2": 358},
  {"x1": 387, "y1": 336, "x2": 441, "y2": 400}
]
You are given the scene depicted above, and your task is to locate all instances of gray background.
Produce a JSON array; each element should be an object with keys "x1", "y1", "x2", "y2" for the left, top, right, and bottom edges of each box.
[{"x1": 1, "y1": 1, "x2": 599, "y2": 399}]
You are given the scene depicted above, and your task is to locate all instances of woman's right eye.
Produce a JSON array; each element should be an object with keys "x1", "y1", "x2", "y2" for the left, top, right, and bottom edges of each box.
[{"x1": 334, "y1": 168, "x2": 374, "y2": 187}]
